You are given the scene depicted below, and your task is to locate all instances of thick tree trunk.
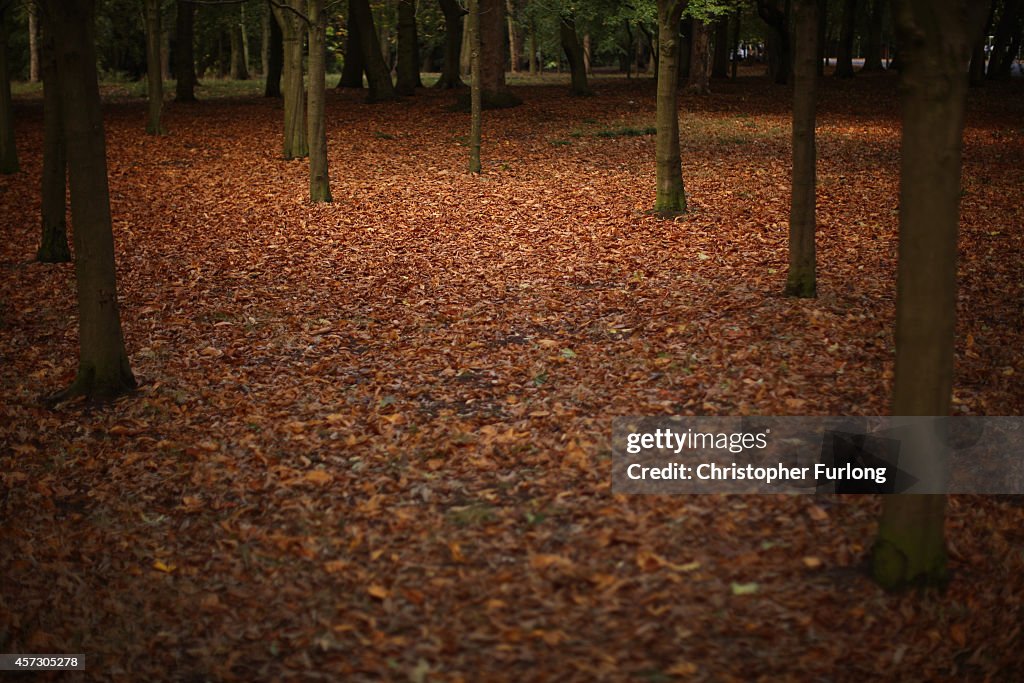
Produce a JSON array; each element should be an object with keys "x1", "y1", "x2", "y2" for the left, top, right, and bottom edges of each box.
[
  {"x1": 560, "y1": 15, "x2": 590, "y2": 96},
  {"x1": 174, "y1": 0, "x2": 197, "y2": 101},
  {"x1": 478, "y1": 0, "x2": 519, "y2": 106},
  {"x1": 230, "y1": 24, "x2": 249, "y2": 80},
  {"x1": 43, "y1": 0, "x2": 136, "y2": 402},
  {"x1": 786, "y1": 0, "x2": 817, "y2": 298},
  {"x1": 395, "y1": 0, "x2": 422, "y2": 95},
  {"x1": 29, "y1": 1, "x2": 40, "y2": 83},
  {"x1": 469, "y1": 0, "x2": 481, "y2": 173},
  {"x1": 308, "y1": 0, "x2": 331, "y2": 202},
  {"x1": 0, "y1": 1, "x2": 16, "y2": 174},
  {"x1": 338, "y1": 1, "x2": 364, "y2": 88},
  {"x1": 38, "y1": 15, "x2": 69, "y2": 263},
  {"x1": 435, "y1": 0, "x2": 465, "y2": 88},
  {"x1": 506, "y1": 0, "x2": 519, "y2": 73},
  {"x1": 712, "y1": 17, "x2": 729, "y2": 78},
  {"x1": 654, "y1": 0, "x2": 686, "y2": 215},
  {"x1": 835, "y1": 0, "x2": 857, "y2": 77},
  {"x1": 144, "y1": 0, "x2": 165, "y2": 134},
  {"x1": 265, "y1": 4, "x2": 282, "y2": 96},
  {"x1": 861, "y1": 0, "x2": 885, "y2": 71},
  {"x1": 872, "y1": 0, "x2": 986, "y2": 592},
  {"x1": 272, "y1": 1, "x2": 307, "y2": 159},
  {"x1": 758, "y1": 0, "x2": 790, "y2": 84},
  {"x1": 350, "y1": 0, "x2": 397, "y2": 101},
  {"x1": 687, "y1": 18, "x2": 711, "y2": 94}
]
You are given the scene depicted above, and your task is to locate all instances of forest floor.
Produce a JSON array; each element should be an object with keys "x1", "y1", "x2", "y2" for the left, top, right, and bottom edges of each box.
[{"x1": 2, "y1": 74, "x2": 1024, "y2": 681}]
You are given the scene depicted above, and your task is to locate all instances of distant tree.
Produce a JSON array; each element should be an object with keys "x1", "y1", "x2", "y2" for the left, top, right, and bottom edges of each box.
[
  {"x1": 28, "y1": 0, "x2": 39, "y2": 82},
  {"x1": 834, "y1": 0, "x2": 857, "y2": 77},
  {"x1": 968, "y1": 1, "x2": 995, "y2": 87},
  {"x1": 40, "y1": 0, "x2": 137, "y2": 402},
  {"x1": 395, "y1": 0, "x2": 422, "y2": 95},
  {"x1": 265, "y1": 3, "x2": 283, "y2": 96},
  {"x1": 37, "y1": 11, "x2": 69, "y2": 263},
  {"x1": 987, "y1": 0, "x2": 1022, "y2": 79},
  {"x1": 144, "y1": 0, "x2": 166, "y2": 134},
  {"x1": 653, "y1": 0, "x2": 686, "y2": 214},
  {"x1": 337, "y1": 0, "x2": 364, "y2": 88},
  {"x1": 757, "y1": 0, "x2": 790, "y2": 83},
  {"x1": 860, "y1": 0, "x2": 885, "y2": 71},
  {"x1": 349, "y1": 0, "x2": 397, "y2": 101},
  {"x1": 560, "y1": 12, "x2": 590, "y2": 95},
  {"x1": 230, "y1": 23, "x2": 249, "y2": 79},
  {"x1": 434, "y1": 0, "x2": 465, "y2": 88},
  {"x1": 478, "y1": 0, "x2": 519, "y2": 106},
  {"x1": 786, "y1": 0, "x2": 818, "y2": 298},
  {"x1": 0, "y1": 0, "x2": 17, "y2": 174},
  {"x1": 469, "y1": 0, "x2": 481, "y2": 172},
  {"x1": 308, "y1": 0, "x2": 331, "y2": 201},
  {"x1": 687, "y1": 17, "x2": 711, "y2": 93},
  {"x1": 175, "y1": 0, "x2": 197, "y2": 101},
  {"x1": 871, "y1": 0, "x2": 987, "y2": 591},
  {"x1": 272, "y1": 0, "x2": 308, "y2": 158}
]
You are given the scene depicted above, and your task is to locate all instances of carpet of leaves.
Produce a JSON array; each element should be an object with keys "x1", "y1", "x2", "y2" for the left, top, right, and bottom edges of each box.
[{"x1": 2, "y1": 75, "x2": 1024, "y2": 681}]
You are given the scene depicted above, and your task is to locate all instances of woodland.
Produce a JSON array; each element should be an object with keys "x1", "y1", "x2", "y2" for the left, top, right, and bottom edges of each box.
[{"x1": 1, "y1": 0, "x2": 1023, "y2": 680}]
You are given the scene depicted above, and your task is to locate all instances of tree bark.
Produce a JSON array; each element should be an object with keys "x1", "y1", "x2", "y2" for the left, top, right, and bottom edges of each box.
[
  {"x1": 835, "y1": 0, "x2": 857, "y2": 77},
  {"x1": 42, "y1": 0, "x2": 137, "y2": 402},
  {"x1": 0, "y1": 0, "x2": 16, "y2": 174},
  {"x1": 460, "y1": 7, "x2": 472, "y2": 75},
  {"x1": 687, "y1": 18, "x2": 711, "y2": 94},
  {"x1": 969, "y1": 1, "x2": 995, "y2": 86},
  {"x1": 29, "y1": 1, "x2": 40, "y2": 82},
  {"x1": 395, "y1": 0, "x2": 422, "y2": 95},
  {"x1": 174, "y1": 0, "x2": 197, "y2": 101},
  {"x1": 337, "y1": 1, "x2": 364, "y2": 88},
  {"x1": 308, "y1": 0, "x2": 331, "y2": 202},
  {"x1": 528, "y1": 15, "x2": 538, "y2": 74},
  {"x1": 872, "y1": 0, "x2": 987, "y2": 592},
  {"x1": 506, "y1": 0, "x2": 519, "y2": 73},
  {"x1": 350, "y1": 0, "x2": 397, "y2": 101},
  {"x1": 435, "y1": 0, "x2": 465, "y2": 88},
  {"x1": 654, "y1": 0, "x2": 686, "y2": 214},
  {"x1": 712, "y1": 16, "x2": 729, "y2": 78},
  {"x1": 861, "y1": 0, "x2": 885, "y2": 71},
  {"x1": 265, "y1": 3, "x2": 282, "y2": 96},
  {"x1": 230, "y1": 23, "x2": 249, "y2": 80},
  {"x1": 272, "y1": 1, "x2": 307, "y2": 158},
  {"x1": 478, "y1": 0, "x2": 519, "y2": 106},
  {"x1": 469, "y1": 0, "x2": 481, "y2": 173},
  {"x1": 988, "y1": 0, "x2": 1022, "y2": 79},
  {"x1": 145, "y1": 0, "x2": 165, "y2": 134},
  {"x1": 758, "y1": 0, "x2": 791, "y2": 84},
  {"x1": 786, "y1": 0, "x2": 818, "y2": 298},
  {"x1": 261, "y1": 2, "x2": 270, "y2": 75},
  {"x1": 38, "y1": 13, "x2": 69, "y2": 263},
  {"x1": 732, "y1": 8, "x2": 741, "y2": 78},
  {"x1": 560, "y1": 14, "x2": 590, "y2": 96}
]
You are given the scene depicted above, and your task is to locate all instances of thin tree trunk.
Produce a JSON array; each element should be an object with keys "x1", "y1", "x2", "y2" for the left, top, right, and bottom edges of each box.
[
  {"x1": 175, "y1": 0, "x2": 197, "y2": 101},
  {"x1": 43, "y1": 0, "x2": 136, "y2": 402},
  {"x1": 350, "y1": 0, "x2": 397, "y2": 101},
  {"x1": 338, "y1": 1, "x2": 365, "y2": 88},
  {"x1": 230, "y1": 23, "x2": 249, "y2": 79},
  {"x1": 732, "y1": 8, "x2": 741, "y2": 78},
  {"x1": 29, "y1": 1, "x2": 40, "y2": 83},
  {"x1": 308, "y1": 0, "x2": 331, "y2": 202},
  {"x1": 528, "y1": 16, "x2": 538, "y2": 74},
  {"x1": 712, "y1": 17, "x2": 729, "y2": 78},
  {"x1": 272, "y1": 1, "x2": 308, "y2": 158},
  {"x1": 240, "y1": 5, "x2": 250, "y2": 71},
  {"x1": 835, "y1": 0, "x2": 857, "y2": 77},
  {"x1": 395, "y1": 0, "x2": 422, "y2": 95},
  {"x1": 161, "y1": 24, "x2": 171, "y2": 80},
  {"x1": 872, "y1": 0, "x2": 986, "y2": 592},
  {"x1": 0, "y1": 1, "x2": 16, "y2": 174},
  {"x1": 654, "y1": 0, "x2": 686, "y2": 214},
  {"x1": 786, "y1": 0, "x2": 817, "y2": 297},
  {"x1": 145, "y1": 0, "x2": 165, "y2": 134},
  {"x1": 506, "y1": 0, "x2": 519, "y2": 73},
  {"x1": 687, "y1": 18, "x2": 711, "y2": 94},
  {"x1": 460, "y1": 7, "x2": 472, "y2": 75},
  {"x1": 265, "y1": 3, "x2": 283, "y2": 96},
  {"x1": 969, "y1": 1, "x2": 995, "y2": 86},
  {"x1": 261, "y1": 2, "x2": 270, "y2": 76},
  {"x1": 435, "y1": 0, "x2": 465, "y2": 88},
  {"x1": 560, "y1": 14, "x2": 590, "y2": 96},
  {"x1": 861, "y1": 0, "x2": 885, "y2": 71},
  {"x1": 469, "y1": 0, "x2": 481, "y2": 173},
  {"x1": 988, "y1": 0, "x2": 1021, "y2": 79},
  {"x1": 38, "y1": 13, "x2": 69, "y2": 263}
]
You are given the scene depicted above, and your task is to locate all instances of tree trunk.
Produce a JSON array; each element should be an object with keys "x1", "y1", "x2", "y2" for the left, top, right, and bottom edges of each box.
[
  {"x1": 758, "y1": 0, "x2": 791, "y2": 84},
  {"x1": 308, "y1": 0, "x2": 331, "y2": 202},
  {"x1": 687, "y1": 18, "x2": 711, "y2": 94},
  {"x1": 265, "y1": 3, "x2": 283, "y2": 96},
  {"x1": 272, "y1": 1, "x2": 307, "y2": 158},
  {"x1": 560, "y1": 14, "x2": 590, "y2": 96},
  {"x1": 469, "y1": 0, "x2": 481, "y2": 173},
  {"x1": 261, "y1": 2, "x2": 270, "y2": 76},
  {"x1": 42, "y1": 0, "x2": 136, "y2": 402},
  {"x1": 161, "y1": 24, "x2": 171, "y2": 80},
  {"x1": 38, "y1": 13, "x2": 69, "y2": 263},
  {"x1": 435, "y1": 0, "x2": 465, "y2": 88},
  {"x1": 872, "y1": 0, "x2": 986, "y2": 592},
  {"x1": 528, "y1": 16, "x2": 538, "y2": 74},
  {"x1": 712, "y1": 17, "x2": 729, "y2": 78},
  {"x1": 460, "y1": 7, "x2": 472, "y2": 75},
  {"x1": 969, "y1": 1, "x2": 995, "y2": 86},
  {"x1": 732, "y1": 8, "x2": 741, "y2": 78},
  {"x1": 478, "y1": 0, "x2": 519, "y2": 106},
  {"x1": 654, "y1": 0, "x2": 686, "y2": 215},
  {"x1": 240, "y1": 5, "x2": 250, "y2": 71},
  {"x1": 786, "y1": 0, "x2": 817, "y2": 298},
  {"x1": 0, "y1": 1, "x2": 16, "y2": 174},
  {"x1": 988, "y1": 0, "x2": 1021, "y2": 79},
  {"x1": 835, "y1": 0, "x2": 857, "y2": 77},
  {"x1": 29, "y1": 1, "x2": 40, "y2": 83},
  {"x1": 174, "y1": 0, "x2": 197, "y2": 101},
  {"x1": 816, "y1": 0, "x2": 826, "y2": 75},
  {"x1": 395, "y1": 0, "x2": 422, "y2": 95},
  {"x1": 506, "y1": 0, "x2": 519, "y2": 73},
  {"x1": 338, "y1": 1, "x2": 365, "y2": 88},
  {"x1": 861, "y1": 0, "x2": 885, "y2": 71},
  {"x1": 144, "y1": 0, "x2": 165, "y2": 134},
  {"x1": 230, "y1": 23, "x2": 249, "y2": 80},
  {"x1": 350, "y1": 0, "x2": 397, "y2": 101},
  {"x1": 583, "y1": 33, "x2": 591, "y2": 74}
]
